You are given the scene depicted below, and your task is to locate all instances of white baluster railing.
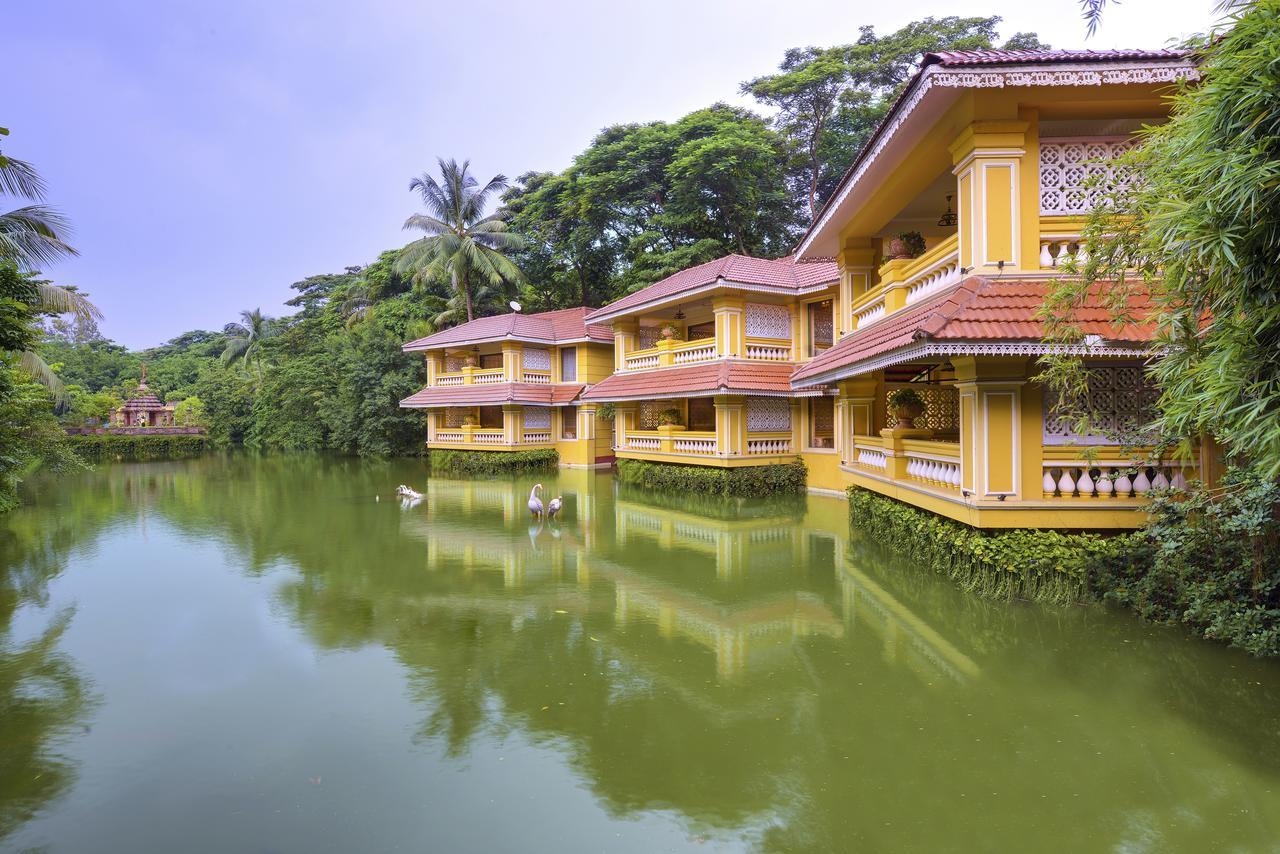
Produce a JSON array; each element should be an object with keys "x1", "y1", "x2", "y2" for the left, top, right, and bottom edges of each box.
[
  {"x1": 673, "y1": 436, "x2": 717, "y2": 454},
  {"x1": 472, "y1": 430, "x2": 506, "y2": 445},
  {"x1": 1041, "y1": 460, "x2": 1196, "y2": 498},
  {"x1": 746, "y1": 437, "x2": 792, "y2": 455},
  {"x1": 854, "y1": 298, "x2": 886, "y2": 328},
  {"x1": 522, "y1": 370, "x2": 551, "y2": 384},
  {"x1": 473, "y1": 370, "x2": 506, "y2": 385},
  {"x1": 904, "y1": 255, "x2": 962, "y2": 305},
  {"x1": 434, "y1": 430, "x2": 465, "y2": 443},
  {"x1": 522, "y1": 431, "x2": 552, "y2": 443},
  {"x1": 855, "y1": 444, "x2": 887, "y2": 470},
  {"x1": 435, "y1": 374, "x2": 464, "y2": 387},
  {"x1": 745, "y1": 343, "x2": 792, "y2": 361},
  {"x1": 1039, "y1": 237, "x2": 1089, "y2": 270},
  {"x1": 624, "y1": 351, "x2": 661, "y2": 370},
  {"x1": 905, "y1": 454, "x2": 961, "y2": 490},
  {"x1": 672, "y1": 341, "x2": 717, "y2": 364},
  {"x1": 625, "y1": 434, "x2": 662, "y2": 451}
]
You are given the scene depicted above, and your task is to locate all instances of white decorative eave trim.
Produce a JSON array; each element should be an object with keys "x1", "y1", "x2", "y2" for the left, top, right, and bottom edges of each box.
[
  {"x1": 584, "y1": 276, "x2": 839, "y2": 325},
  {"x1": 796, "y1": 58, "x2": 1199, "y2": 259},
  {"x1": 791, "y1": 339, "x2": 1155, "y2": 388}
]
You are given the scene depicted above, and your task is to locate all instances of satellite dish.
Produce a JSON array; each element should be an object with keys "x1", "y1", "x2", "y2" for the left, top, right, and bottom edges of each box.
[{"x1": 509, "y1": 301, "x2": 522, "y2": 312}]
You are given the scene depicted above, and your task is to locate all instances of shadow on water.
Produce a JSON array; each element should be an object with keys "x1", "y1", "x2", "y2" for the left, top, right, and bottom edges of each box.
[{"x1": 2, "y1": 454, "x2": 1279, "y2": 852}]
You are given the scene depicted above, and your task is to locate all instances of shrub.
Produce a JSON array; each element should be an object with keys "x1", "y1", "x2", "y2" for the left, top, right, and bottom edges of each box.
[
  {"x1": 1090, "y1": 467, "x2": 1280, "y2": 657},
  {"x1": 658, "y1": 408, "x2": 682, "y2": 426},
  {"x1": 617, "y1": 458, "x2": 807, "y2": 497},
  {"x1": 847, "y1": 487, "x2": 1122, "y2": 603},
  {"x1": 68, "y1": 433, "x2": 209, "y2": 462},
  {"x1": 428, "y1": 449, "x2": 558, "y2": 475}
]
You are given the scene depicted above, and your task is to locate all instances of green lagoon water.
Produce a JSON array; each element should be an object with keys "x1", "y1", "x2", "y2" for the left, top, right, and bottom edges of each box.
[{"x1": 2, "y1": 456, "x2": 1279, "y2": 853}]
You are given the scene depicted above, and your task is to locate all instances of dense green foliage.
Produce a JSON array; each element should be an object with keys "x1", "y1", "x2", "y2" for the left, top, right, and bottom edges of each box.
[
  {"x1": 1091, "y1": 468, "x2": 1280, "y2": 657},
  {"x1": 847, "y1": 487, "x2": 1117, "y2": 603},
  {"x1": 617, "y1": 459, "x2": 808, "y2": 497},
  {"x1": 66, "y1": 433, "x2": 209, "y2": 463},
  {"x1": 0, "y1": 369, "x2": 86, "y2": 512},
  {"x1": 428, "y1": 449, "x2": 559, "y2": 475},
  {"x1": 1040, "y1": 0, "x2": 1280, "y2": 474}
]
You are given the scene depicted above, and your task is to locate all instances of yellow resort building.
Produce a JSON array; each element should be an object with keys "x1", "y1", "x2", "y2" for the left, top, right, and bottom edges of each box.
[
  {"x1": 580, "y1": 46, "x2": 1207, "y2": 530},
  {"x1": 399, "y1": 307, "x2": 616, "y2": 467}
]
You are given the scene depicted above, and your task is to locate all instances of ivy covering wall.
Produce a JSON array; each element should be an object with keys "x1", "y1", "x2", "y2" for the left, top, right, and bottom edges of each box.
[
  {"x1": 67, "y1": 433, "x2": 209, "y2": 462},
  {"x1": 617, "y1": 459, "x2": 807, "y2": 497},
  {"x1": 428, "y1": 449, "x2": 559, "y2": 475}
]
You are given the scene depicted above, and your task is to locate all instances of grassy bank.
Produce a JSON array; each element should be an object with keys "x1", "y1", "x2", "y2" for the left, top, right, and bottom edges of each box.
[{"x1": 617, "y1": 459, "x2": 807, "y2": 498}]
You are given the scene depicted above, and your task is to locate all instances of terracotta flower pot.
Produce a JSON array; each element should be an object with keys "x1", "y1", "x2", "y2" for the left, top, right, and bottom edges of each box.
[
  {"x1": 891, "y1": 401, "x2": 925, "y2": 429},
  {"x1": 887, "y1": 237, "x2": 910, "y2": 259}
]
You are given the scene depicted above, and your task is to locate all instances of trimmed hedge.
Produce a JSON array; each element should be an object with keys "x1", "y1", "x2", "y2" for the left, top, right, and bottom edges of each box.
[
  {"x1": 68, "y1": 433, "x2": 209, "y2": 462},
  {"x1": 617, "y1": 458, "x2": 807, "y2": 497},
  {"x1": 428, "y1": 449, "x2": 559, "y2": 475},
  {"x1": 847, "y1": 486, "x2": 1124, "y2": 604}
]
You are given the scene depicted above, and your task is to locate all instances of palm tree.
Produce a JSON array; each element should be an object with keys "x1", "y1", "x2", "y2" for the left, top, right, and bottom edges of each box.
[
  {"x1": 221, "y1": 308, "x2": 277, "y2": 370},
  {"x1": 395, "y1": 158, "x2": 525, "y2": 323},
  {"x1": 0, "y1": 129, "x2": 76, "y2": 270},
  {"x1": 1, "y1": 264, "x2": 101, "y2": 399}
]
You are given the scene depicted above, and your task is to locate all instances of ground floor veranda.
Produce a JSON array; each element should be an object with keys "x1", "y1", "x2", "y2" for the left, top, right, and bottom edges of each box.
[{"x1": 423, "y1": 403, "x2": 614, "y2": 467}]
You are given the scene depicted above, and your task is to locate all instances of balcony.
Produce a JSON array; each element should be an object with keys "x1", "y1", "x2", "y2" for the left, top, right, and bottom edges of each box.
[
  {"x1": 431, "y1": 425, "x2": 556, "y2": 450},
  {"x1": 847, "y1": 234, "x2": 961, "y2": 331},
  {"x1": 432, "y1": 366, "x2": 554, "y2": 387},
  {"x1": 617, "y1": 427, "x2": 796, "y2": 463}
]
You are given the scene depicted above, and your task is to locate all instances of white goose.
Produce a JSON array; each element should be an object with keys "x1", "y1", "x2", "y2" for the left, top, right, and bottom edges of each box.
[
  {"x1": 547, "y1": 496, "x2": 563, "y2": 519},
  {"x1": 528, "y1": 483, "x2": 545, "y2": 518},
  {"x1": 396, "y1": 484, "x2": 424, "y2": 500}
]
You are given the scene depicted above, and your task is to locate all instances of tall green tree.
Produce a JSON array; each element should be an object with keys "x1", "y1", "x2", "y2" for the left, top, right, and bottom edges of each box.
[
  {"x1": 221, "y1": 308, "x2": 277, "y2": 371},
  {"x1": 395, "y1": 159, "x2": 525, "y2": 323},
  {"x1": 1039, "y1": 0, "x2": 1280, "y2": 473},
  {"x1": 0, "y1": 128, "x2": 76, "y2": 270},
  {"x1": 742, "y1": 18, "x2": 1047, "y2": 218}
]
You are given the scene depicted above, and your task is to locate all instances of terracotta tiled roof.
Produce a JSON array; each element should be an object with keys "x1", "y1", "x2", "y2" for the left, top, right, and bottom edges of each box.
[
  {"x1": 581, "y1": 360, "x2": 825, "y2": 401},
  {"x1": 585, "y1": 255, "x2": 839, "y2": 323},
  {"x1": 400, "y1": 383, "x2": 586, "y2": 408},
  {"x1": 403, "y1": 307, "x2": 613, "y2": 352},
  {"x1": 923, "y1": 48, "x2": 1192, "y2": 67},
  {"x1": 791, "y1": 277, "x2": 1156, "y2": 386}
]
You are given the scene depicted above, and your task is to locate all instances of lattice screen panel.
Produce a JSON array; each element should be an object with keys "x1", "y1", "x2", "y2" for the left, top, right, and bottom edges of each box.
[
  {"x1": 638, "y1": 326, "x2": 660, "y2": 349},
  {"x1": 1043, "y1": 364, "x2": 1158, "y2": 445},
  {"x1": 747, "y1": 396, "x2": 791, "y2": 432},
  {"x1": 444, "y1": 407, "x2": 468, "y2": 428},
  {"x1": 523, "y1": 407, "x2": 551, "y2": 430},
  {"x1": 884, "y1": 384, "x2": 959, "y2": 431},
  {"x1": 746, "y1": 303, "x2": 791, "y2": 339},
  {"x1": 638, "y1": 400, "x2": 663, "y2": 429},
  {"x1": 1039, "y1": 138, "x2": 1137, "y2": 216},
  {"x1": 522, "y1": 348, "x2": 551, "y2": 371},
  {"x1": 445, "y1": 355, "x2": 465, "y2": 373}
]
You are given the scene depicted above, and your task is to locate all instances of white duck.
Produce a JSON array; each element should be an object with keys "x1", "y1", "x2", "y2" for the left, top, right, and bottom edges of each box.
[
  {"x1": 396, "y1": 484, "x2": 424, "y2": 500},
  {"x1": 547, "y1": 496, "x2": 563, "y2": 520},
  {"x1": 528, "y1": 483, "x2": 545, "y2": 518}
]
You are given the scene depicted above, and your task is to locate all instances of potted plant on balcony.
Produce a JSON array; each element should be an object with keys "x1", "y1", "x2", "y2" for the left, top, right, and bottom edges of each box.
[
  {"x1": 657, "y1": 408, "x2": 683, "y2": 426},
  {"x1": 659, "y1": 322, "x2": 683, "y2": 341},
  {"x1": 887, "y1": 387, "x2": 926, "y2": 429},
  {"x1": 461, "y1": 413, "x2": 478, "y2": 427},
  {"x1": 887, "y1": 231, "x2": 926, "y2": 260}
]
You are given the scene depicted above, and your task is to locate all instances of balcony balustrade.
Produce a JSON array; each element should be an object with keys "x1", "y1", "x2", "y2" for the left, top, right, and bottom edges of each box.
[
  {"x1": 618, "y1": 429, "x2": 796, "y2": 460},
  {"x1": 1041, "y1": 459, "x2": 1195, "y2": 499}
]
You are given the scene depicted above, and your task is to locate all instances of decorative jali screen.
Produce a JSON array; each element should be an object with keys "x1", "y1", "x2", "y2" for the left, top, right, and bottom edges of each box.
[
  {"x1": 638, "y1": 326, "x2": 660, "y2": 349},
  {"x1": 884, "y1": 384, "x2": 959, "y2": 432},
  {"x1": 1042, "y1": 364, "x2": 1159, "y2": 445},
  {"x1": 445, "y1": 355, "x2": 466, "y2": 373},
  {"x1": 522, "y1": 348, "x2": 551, "y2": 371},
  {"x1": 1039, "y1": 138, "x2": 1137, "y2": 216},
  {"x1": 746, "y1": 303, "x2": 791, "y2": 339},
  {"x1": 522, "y1": 407, "x2": 551, "y2": 430},
  {"x1": 444, "y1": 408, "x2": 468, "y2": 428},
  {"x1": 638, "y1": 400, "x2": 663, "y2": 429},
  {"x1": 747, "y1": 397, "x2": 790, "y2": 432}
]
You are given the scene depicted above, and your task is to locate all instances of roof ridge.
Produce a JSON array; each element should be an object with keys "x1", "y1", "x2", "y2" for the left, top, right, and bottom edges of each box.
[{"x1": 913, "y1": 276, "x2": 991, "y2": 340}]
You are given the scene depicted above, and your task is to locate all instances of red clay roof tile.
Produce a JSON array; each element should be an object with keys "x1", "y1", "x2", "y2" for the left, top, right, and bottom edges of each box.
[
  {"x1": 585, "y1": 255, "x2": 839, "y2": 322},
  {"x1": 791, "y1": 277, "x2": 1156, "y2": 385},
  {"x1": 581, "y1": 360, "x2": 823, "y2": 401},
  {"x1": 923, "y1": 48, "x2": 1192, "y2": 67},
  {"x1": 403, "y1": 307, "x2": 613, "y2": 351}
]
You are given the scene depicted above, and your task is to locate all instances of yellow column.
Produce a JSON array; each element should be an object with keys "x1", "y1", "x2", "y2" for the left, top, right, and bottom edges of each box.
[
  {"x1": 614, "y1": 403, "x2": 637, "y2": 451},
  {"x1": 502, "y1": 342, "x2": 523, "y2": 382},
  {"x1": 426, "y1": 352, "x2": 442, "y2": 386},
  {"x1": 502, "y1": 404, "x2": 521, "y2": 445},
  {"x1": 712, "y1": 296, "x2": 745, "y2": 358},
  {"x1": 613, "y1": 320, "x2": 638, "y2": 371},
  {"x1": 714, "y1": 394, "x2": 746, "y2": 457},
  {"x1": 838, "y1": 242, "x2": 877, "y2": 336},
  {"x1": 950, "y1": 120, "x2": 1030, "y2": 275},
  {"x1": 953, "y1": 356, "x2": 1027, "y2": 500},
  {"x1": 789, "y1": 399, "x2": 804, "y2": 454}
]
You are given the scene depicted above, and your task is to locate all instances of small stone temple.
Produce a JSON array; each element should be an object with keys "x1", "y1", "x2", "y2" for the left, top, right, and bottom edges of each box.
[{"x1": 114, "y1": 365, "x2": 175, "y2": 427}]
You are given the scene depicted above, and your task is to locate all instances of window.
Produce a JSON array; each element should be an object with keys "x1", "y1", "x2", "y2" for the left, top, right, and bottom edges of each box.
[
  {"x1": 560, "y1": 347, "x2": 577, "y2": 382},
  {"x1": 561, "y1": 406, "x2": 578, "y2": 439},
  {"x1": 808, "y1": 300, "x2": 833, "y2": 357},
  {"x1": 478, "y1": 406, "x2": 503, "y2": 429},
  {"x1": 688, "y1": 398, "x2": 715, "y2": 432},
  {"x1": 479, "y1": 353, "x2": 502, "y2": 370},
  {"x1": 809, "y1": 397, "x2": 834, "y2": 449},
  {"x1": 687, "y1": 321, "x2": 715, "y2": 341}
]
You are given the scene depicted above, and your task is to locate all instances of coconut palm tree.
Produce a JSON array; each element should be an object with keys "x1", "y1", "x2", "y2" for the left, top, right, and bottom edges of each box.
[
  {"x1": 0, "y1": 129, "x2": 76, "y2": 270},
  {"x1": 221, "y1": 308, "x2": 277, "y2": 370},
  {"x1": 1, "y1": 264, "x2": 100, "y2": 400},
  {"x1": 395, "y1": 158, "x2": 525, "y2": 323}
]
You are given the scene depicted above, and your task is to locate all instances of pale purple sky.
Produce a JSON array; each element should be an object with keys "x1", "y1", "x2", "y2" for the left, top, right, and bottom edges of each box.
[{"x1": 6, "y1": 0, "x2": 1214, "y2": 348}]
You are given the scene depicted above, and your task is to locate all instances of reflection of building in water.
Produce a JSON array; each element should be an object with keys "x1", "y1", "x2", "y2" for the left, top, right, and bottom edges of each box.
[{"x1": 838, "y1": 561, "x2": 979, "y2": 684}]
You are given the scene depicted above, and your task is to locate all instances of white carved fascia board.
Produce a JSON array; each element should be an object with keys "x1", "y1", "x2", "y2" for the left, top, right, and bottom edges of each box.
[
  {"x1": 792, "y1": 339, "x2": 1154, "y2": 388},
  {"x1": 797, "y1": 59, "x2": 1200, "y2": 259}
]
